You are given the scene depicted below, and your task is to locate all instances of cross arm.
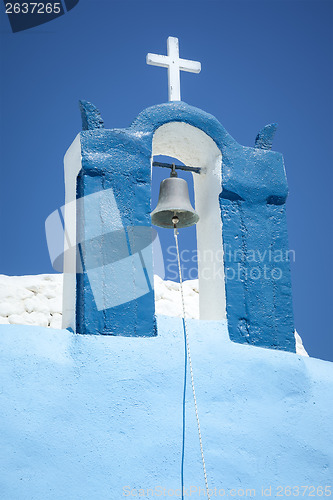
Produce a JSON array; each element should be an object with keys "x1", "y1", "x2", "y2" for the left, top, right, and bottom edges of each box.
[
  {"x1": 146, "y1": 53, "x2": 171, "y2": 69},
  {"x1": 179, "y1": 58, "x2": 201, "y2": 74}
]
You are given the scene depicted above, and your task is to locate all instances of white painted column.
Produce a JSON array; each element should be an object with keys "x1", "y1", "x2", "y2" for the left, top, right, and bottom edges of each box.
[{"x1": 62, "y1": 134, "x2": 82, "y2": 331}]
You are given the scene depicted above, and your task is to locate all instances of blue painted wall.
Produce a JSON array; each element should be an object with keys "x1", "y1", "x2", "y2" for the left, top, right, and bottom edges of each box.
[
  {"x1": 0, "y1": 321, "x2": 331, "y2": 497},
  {"x1": 75, "y1": 101, "x2": 295, "y2": 351}
]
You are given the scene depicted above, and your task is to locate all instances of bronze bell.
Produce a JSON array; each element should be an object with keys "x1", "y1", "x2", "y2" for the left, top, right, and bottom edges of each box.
[{"x1": 151, "y1": 170, "x2": 199, "y2": 229}]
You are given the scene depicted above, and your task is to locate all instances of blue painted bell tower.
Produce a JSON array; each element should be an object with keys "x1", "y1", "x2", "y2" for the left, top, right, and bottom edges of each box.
[{"x1": 62, "y1": 37, "x2": 296, "y2": 353}]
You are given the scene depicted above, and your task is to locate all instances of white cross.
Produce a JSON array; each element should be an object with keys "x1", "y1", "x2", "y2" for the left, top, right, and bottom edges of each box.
[{"x1": 146, "y1": 37, "x2": 201, "y2": 102}]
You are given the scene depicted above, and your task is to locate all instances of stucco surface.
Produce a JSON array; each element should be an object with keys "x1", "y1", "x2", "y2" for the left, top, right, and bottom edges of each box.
[{"x1": 0, "y1": 319, "x2": 331, "y2": 499}]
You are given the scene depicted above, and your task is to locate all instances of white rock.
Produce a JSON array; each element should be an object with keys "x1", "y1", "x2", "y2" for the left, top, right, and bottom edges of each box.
[
  {"x1": 163, "y1": 280, "x2": 180, "y2": 291},
  {"x1": 0, "y1": 283, "x2": 34, "y2": 301},
  {"x1": 156, "y1": 298, "x2": 182, "y2": 317},
  {"x1": 8, "y1": 311, "x2": 50, "y2": 327},
  {"x1": 153, "y1": 275, "x2": 164, "y2": 286},
  {"x1": 49, "y1": 313, "x2": 62, "y2": 329},
  {"x1": 8, "y1": 313, "x2": 30, "y2": 325},
  {"x1": 160, "y1": 287, "x2": 179, "y2": 302},
  {"x1": 184, "y1": 297, "x2": 199, "y2": 319},
  {"x1": 44, "y1": 288, "x2": 59, "y2": 300},
  {"x1": 47, "y1": 297, "x2": 62, "y2": 314},
  {"x1": 0, "y1": 301, "x2": 25, "y2": 316},
  {"x1": 154, "y1": 288, "x2": 163, "y2": 301},
  {"x1": 24, "y1": 294, "x2": 50, "y2": 314},
  {"x1": 183, "y1": 279, "x2": 199, "y2": 294},
  {"x1": 0, "y1": 274, "x2": 63, "y2": 328},
  {"x1": 30, "y1": 312, "x2": 50, "y2": 328},
  {"x1": 295, "y1": 330, "x2": 309, "y2": 357},
  {"x1": 7, "y1": 315, "x2": 21, "y2": 325}
]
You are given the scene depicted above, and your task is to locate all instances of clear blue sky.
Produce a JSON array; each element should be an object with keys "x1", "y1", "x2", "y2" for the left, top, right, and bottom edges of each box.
[{"x1": 0, "y1": 0, "x2": 332, "y2": 361}]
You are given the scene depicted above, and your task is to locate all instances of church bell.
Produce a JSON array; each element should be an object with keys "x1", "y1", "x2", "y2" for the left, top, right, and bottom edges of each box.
[{"x1": 151, "y1": 168, "x2": 199, "y2": 229}]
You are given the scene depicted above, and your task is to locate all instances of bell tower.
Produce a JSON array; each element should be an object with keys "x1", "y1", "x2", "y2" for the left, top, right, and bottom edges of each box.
[{"x1": 61, "y1": 37, "x2": 296, "y2": 353}]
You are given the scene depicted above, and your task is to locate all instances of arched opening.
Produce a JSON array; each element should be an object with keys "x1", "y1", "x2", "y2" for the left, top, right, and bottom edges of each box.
[{"x1": 152, "y1": 122, "x2": 226, "y2": 320}]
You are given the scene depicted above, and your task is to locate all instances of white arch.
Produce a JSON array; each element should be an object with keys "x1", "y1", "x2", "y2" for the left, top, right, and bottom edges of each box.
[{"x1": 152, "y1": 122, "x2": 226, "y2": 320}]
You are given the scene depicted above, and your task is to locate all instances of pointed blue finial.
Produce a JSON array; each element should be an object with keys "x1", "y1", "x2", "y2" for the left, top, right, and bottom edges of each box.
[
  {"x1": 255, "y1": 123, "x2": 278, "y2": 150},
  {"x1": 79, "y1": 100, "x2": 104, "y2": 130}
]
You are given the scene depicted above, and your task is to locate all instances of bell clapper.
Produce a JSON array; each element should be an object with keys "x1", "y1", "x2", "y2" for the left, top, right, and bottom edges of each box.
[{"x1": 172, "y1": 214, "x2": 179, "y2": 235}]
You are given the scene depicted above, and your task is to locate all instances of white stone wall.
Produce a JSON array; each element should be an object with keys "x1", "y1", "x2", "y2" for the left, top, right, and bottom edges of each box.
[{"x1": 0, "y1": 274, "x2": 63, "y2": 329}]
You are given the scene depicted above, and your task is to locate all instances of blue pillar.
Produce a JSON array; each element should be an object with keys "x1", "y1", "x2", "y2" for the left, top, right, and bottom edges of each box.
[{"x1": 75, "y1": 104, "x2": 156, "y2": 336}]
